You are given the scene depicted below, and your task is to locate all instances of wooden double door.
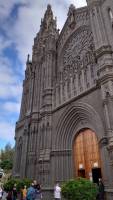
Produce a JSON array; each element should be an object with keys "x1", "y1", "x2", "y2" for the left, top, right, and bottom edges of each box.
[{"x1": 73, "y1": 129, "x2": 102, "y2": 183}]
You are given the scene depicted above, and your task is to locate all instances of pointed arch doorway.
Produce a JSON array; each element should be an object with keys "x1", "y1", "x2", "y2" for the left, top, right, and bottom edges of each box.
[{"x1": 73, "y1": 129, "x2": 102, "y2": 183}]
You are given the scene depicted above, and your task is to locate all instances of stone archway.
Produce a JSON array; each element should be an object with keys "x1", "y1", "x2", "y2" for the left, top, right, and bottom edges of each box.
[
  {"x1": 55, "y1": 102, "x2": 104, "y2": 150},
  {"x1": 73, "y1": 128, "x2": 102, "y2": 183},
  {"x1": 54, "y1": 102, "x2": 105, "y2": 182}
]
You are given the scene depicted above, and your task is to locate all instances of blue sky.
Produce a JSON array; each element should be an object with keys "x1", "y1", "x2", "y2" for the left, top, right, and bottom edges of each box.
[{"x1": 0, "y1": 0, "x2": 86, "y2": 150}]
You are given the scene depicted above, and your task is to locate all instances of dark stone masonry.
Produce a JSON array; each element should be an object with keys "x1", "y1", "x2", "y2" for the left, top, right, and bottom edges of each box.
[{"x1": 13, "y1": 0, "x2": 113, "y2": 199}]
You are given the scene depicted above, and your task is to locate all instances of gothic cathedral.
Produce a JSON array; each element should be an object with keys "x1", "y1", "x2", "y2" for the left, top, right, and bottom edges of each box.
[{"x1": 13, "y1": 0, "x2": 113, "y2": 199}]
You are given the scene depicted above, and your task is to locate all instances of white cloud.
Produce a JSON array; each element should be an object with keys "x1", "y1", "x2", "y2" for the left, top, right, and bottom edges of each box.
[
  {"x1": 0, "y1": 83, "x2": 22, "y2": 100},
  {"x1": 0, "y1": 62, "x2": 17, "y2": 85},
  {"x1": 2, "y1": 101, "x2": 20, "y2": 113},
  {"x1": 0, "y1": 0, "x2": 26, "y2": 22},
  {"x1": 0, "y1": 55, "x2": 22, "y2": 100},
  {"x1": 0, "y1": 35, "x2": 22, "y2": 99},
  {"x1": 2, "y1": 0, "x2": 87, "y2": 65},
  {"x1": 0, "y1": 36, "x2": 11, "y2": 53},
  {"x1": 0, "y1": 122, "x2": 15, "y2": 142},
  {"x1": 68, "y1": 0, "x2": 87, "y2": 8}
]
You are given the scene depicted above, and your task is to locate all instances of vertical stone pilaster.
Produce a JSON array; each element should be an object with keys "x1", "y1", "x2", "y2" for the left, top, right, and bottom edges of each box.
[{"x1": 20, "y1": 130, "x2": 29, "y2": 178}]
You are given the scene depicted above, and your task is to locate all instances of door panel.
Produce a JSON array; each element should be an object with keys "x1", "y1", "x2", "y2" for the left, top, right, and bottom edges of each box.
[
  {"x1": 73, "y1": 129, "x2": 101, "y2": 179},
  {"x1": 92, "y1": 168, "x2": 102, "y2": 184}
]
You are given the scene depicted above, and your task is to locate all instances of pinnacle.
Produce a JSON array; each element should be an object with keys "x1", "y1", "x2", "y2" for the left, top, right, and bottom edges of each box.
[
  {"x1": 68, "y1": 4, "x2": 76, "y2": 16},
  {"x1": 47, "y1": 4, "x2": 52, "y2": 11},
  {"x1": 44, "y1": 4, "x2": 53, "y2": 19},
  {"x1": 39, "y1": 4, "x2": 57, "y2": 33},
  {"x1": 26, "y1": 54, "x2": 30, "y2": 64},
  {"x1": 69, "y1": 4, "x2": 76, "y2": 10}
]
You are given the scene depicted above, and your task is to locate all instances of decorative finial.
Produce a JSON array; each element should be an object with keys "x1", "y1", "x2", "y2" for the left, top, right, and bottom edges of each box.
[
  {"x1": 68, "y1": 4, "x2": 76, "y2": 29},
  {"x1": 39, "y1": 4, "x2": 57, "y2": 33},
  {"x1": 45, "y1": 4, "x2": 53, "y2": 17},
  {"x1": 27, "y1": 54, "x2": 30, "y2": 63},
  {"x1": 68, "y1": 4, "x2": 76, "y2": 16},
  {"x1": 47, "y1": 4, "x2": 51, "y2": 10}
]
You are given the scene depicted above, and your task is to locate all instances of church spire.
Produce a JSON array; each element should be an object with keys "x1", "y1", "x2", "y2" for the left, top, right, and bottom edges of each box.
[{"x1": 40, "y1": 4, "x2": 57, "y2": 33}]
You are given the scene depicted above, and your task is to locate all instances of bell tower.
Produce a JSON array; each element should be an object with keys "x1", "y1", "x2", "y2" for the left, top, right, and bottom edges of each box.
[
  {"x1": 31, "y1": 4, "x2": 59, "y2": 186},
  {"x1": 87, "y1": 0, "x2": 113, "y2": 190}
]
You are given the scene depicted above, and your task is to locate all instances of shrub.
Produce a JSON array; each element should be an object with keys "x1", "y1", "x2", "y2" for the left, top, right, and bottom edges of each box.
[
  {"x1": 3, "y1": 178, "x2": 18, "y2": 191},
  {"x1": 61, "y1": 178, "x2": 98, "y2": 200},
  {"x1": 16, "y1": 178, "x2": 32, "y2": 191},
  {"x1": 3, "y1": 178, "x2": 32, "y2": 192}
]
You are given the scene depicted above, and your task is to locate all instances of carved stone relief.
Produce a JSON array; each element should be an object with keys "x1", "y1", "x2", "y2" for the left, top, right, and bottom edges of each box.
[
  {"x1": 62, "y1": 28, "x2": 96, "y2": 87},
  {"x1": 54, "y1": 28, "x2": 97, "y2": 108},
  {"x1": 63, "y1": 29, "x2": 95, "y2": 69},
  {"x1": 57, "y1": 8, "x2": 89, "y2": 54}
]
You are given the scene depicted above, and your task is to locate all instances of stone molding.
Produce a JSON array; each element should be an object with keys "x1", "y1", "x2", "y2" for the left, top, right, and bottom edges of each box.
[
  {"x1": 51, "y1": 149, "x2": 71, "y2": 156},
  {"x1": 99, "y1": 136, "x2": 108, "y2": 148},
  {"x1": 95, "y1": 45, "x2": 113, "y2": 59},
  {"x1": 55, "y1": 102, "x2": 104, "y2": 149}
]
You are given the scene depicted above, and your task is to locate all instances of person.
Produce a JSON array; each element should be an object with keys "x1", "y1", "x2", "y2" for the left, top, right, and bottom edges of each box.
[
  {"x1": 34, "y1": 182, "x2": 42, "y2": 200},
  {"x1": 12, "y1": 184, "x2": 17, "y2": 200},
  {"x1": 98, "y1": 178, "x2": 104, "y2": 200},
  {"x1": 54, "y1": 183, "x2": 61, "y2": 200},
  {"x1": 22, "y1": 186, "x2": 27, "y2": 200},
  {"x1": 33, "y1": 181, "x2": 37, "y2": 187},
  {"x1": 6, "y1": 191, "x2": 12, "y2": 200},
  {"x1": 2, "y1": 189, "x2": 8, "y2": 200},
  {"x1": 0, "y1": 186, "x2": 3, "y2": 200},
  {"x1": 26, "y1": 183, "x2": 36, "y2": 200}
]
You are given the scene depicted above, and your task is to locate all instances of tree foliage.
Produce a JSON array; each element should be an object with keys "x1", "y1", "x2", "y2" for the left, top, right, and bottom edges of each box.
[
  {"x1": 3, "y1": 178, "x2": 32, "y2": 192},
  {"x1": 0, "y1": 160, "x2": 13, "y2": 170},
  {"x1": 0, "y1": 143, "x2": 14, "y2": 170},
  {"x1": 61, "y1": 178, "x2": 98, "y2": 200}
]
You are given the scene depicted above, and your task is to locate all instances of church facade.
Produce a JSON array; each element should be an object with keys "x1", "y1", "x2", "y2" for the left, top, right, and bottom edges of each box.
[{"x1": 13, "y1": 0, "x2": 113, "y2": 199}]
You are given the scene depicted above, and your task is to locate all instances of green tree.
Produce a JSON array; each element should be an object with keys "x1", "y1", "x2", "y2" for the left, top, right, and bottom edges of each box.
[
  {"x1": 0, "y1": 160, "x2": 13, "y2": 170},
  {"x1": 62, "y1": 178, "x2": 98, "y2": 200},
  {"x1": 0, "y1": 143, "x2": 14, "y2": 170}
]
